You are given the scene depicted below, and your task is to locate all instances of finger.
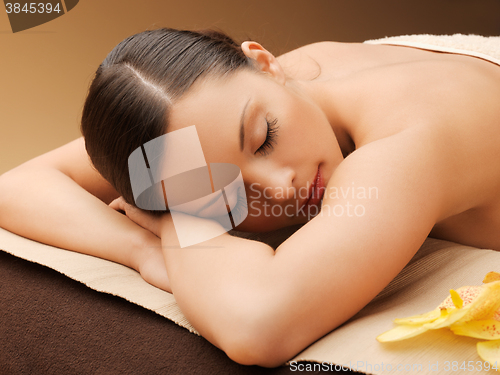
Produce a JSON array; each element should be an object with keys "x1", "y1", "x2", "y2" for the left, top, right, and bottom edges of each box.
[
  {"x1": 126, "y1": 206, "x2": 161, "y2": 237},
  {"x1": 109, "y1": 196, "x2": 126, "y2": 212}
]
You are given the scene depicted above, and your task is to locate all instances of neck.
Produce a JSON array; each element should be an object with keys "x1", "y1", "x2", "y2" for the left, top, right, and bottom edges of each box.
[{"x1": 332, "y1": 122, "x2": 356, "y2": 158}]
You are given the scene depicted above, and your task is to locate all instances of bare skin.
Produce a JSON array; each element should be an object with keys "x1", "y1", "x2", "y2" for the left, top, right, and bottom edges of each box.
[
  {"x1": 1, "y1": 39, "x2": 500, "y2": 367},
  {"x1": 278, "y1": 41, "x2": 500, "y2": 250}
]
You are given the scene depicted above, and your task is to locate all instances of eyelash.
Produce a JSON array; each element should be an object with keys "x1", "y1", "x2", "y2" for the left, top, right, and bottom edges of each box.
[
  {"x1": 255, "y1": 117, "x2": 279, "y2": 156},
  {"x1": 229, "y1": 187, "x2": 247, "y2": 225}
]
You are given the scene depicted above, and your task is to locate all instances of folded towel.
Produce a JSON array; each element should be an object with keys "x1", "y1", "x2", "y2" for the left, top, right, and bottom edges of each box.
[{"x1": 365, "y1": 34, "x2": 500, "y2": 66}]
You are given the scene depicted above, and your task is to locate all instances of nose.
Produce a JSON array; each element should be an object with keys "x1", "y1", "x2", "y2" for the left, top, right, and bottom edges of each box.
[{"x1": 247, "y1": 166, "x2": 296, "y2": 202}]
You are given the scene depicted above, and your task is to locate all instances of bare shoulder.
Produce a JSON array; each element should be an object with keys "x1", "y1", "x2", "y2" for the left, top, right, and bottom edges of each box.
[
  {"x1": 279, "y1": 124, "x2": 463, "y2": 276},
  {"x1": 277, "y1": 41, "x2": 354, "y2": 62},
  {"x1": 265, "y1": 128, "x2": 455, "y2": 359},
  {"x1": 324, "y1": 127, "x2": 448, "y2": 238}
]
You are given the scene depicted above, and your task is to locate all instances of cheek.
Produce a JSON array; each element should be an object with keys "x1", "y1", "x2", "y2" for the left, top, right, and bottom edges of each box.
[
  {"x1": 280, "y1": 113, "x2": 332, "y2": 161},
  {"x1": 283, "y1": 96, "x2": 330, "y2": 143}
]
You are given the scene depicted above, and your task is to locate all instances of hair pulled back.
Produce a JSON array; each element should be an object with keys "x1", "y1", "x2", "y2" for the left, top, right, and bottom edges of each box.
[{"x1": 81, "y1": 28, "x2": 254, "y2": 206}]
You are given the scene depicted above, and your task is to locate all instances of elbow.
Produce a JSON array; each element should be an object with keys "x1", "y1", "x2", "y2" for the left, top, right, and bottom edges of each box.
[
  {"x1": 216, "y1": 298, "x2": 297, "y2": 367},
  {"x1": 222, "y1": 326, "x2": 293, "y2": 368}
]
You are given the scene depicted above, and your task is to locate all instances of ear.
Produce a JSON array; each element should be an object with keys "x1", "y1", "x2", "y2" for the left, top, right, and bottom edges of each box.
[{"x1": 241, "y1": 41, "x2": 286, "y2": 84}]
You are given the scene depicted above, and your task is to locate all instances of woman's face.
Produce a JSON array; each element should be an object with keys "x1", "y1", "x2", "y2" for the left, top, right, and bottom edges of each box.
[{"x1": 168, "y1": 69, "x2": 344, "y2": 232}]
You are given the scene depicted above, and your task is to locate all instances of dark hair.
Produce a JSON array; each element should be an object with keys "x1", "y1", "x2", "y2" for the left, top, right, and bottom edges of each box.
[{"x1": 81, "y1": 28, "x2": 255, "y2": 208}]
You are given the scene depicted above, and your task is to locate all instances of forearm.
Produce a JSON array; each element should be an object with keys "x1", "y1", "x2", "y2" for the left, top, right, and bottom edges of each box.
[
  {"x1": 0, "y1": 166, "x2": 159, "y2": 272},
  {"x1": 158, "y1": 212, "x2": 380, "y2": 367},
  {"x1": 159, "y1": 214, "x2": 283, "y2": 365}
]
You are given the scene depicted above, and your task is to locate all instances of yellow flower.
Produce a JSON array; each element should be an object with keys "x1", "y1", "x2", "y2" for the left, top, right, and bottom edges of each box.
[{"x1": 377, "y1": 272, "x2": 500, "y2": 370}]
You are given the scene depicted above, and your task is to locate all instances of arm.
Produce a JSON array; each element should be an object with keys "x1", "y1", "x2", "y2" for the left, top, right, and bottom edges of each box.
[
  {"x1": 158, "y1": 128, "x2": 458, "y2": 366},
  {"x1": 0, "y1": 137, "x2": 170, "y2": 292}
]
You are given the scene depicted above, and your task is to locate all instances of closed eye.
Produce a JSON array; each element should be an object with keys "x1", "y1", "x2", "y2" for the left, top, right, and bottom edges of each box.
[{"x1": 255, "y1": 117, "x2": 279, "y2": 156}]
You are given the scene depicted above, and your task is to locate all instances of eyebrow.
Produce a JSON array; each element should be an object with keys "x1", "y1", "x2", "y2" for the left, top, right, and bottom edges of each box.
[{"x1": 239, "y1": 98, "x2": 251, "y2": 151}]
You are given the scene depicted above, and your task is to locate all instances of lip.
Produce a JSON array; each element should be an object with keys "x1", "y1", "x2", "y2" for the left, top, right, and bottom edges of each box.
[{"x1": 300, "y1": 166, "x2": 325, "y2": 210}]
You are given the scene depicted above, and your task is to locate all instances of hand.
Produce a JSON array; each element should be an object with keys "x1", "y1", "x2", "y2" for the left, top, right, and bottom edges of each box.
[
  {"x1": 109, "y1": 196, "x2": 163, "y2": 237},
  {"x1": 109, "y1": 196, "x2": 172, "y2": 293}
]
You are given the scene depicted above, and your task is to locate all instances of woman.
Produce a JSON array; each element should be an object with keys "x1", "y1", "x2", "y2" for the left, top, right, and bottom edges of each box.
[{"x1": 0, "y1": 28, "x2": 499, "y2": 367}]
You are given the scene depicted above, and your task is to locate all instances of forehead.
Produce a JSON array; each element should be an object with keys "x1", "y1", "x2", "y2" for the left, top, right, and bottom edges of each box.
[
  {"x1": 167, "y1": 70, "x2": 262, "y2": 161},
  {"x1": 170, "y1": 70, "x2": 254, "y2": 124}
]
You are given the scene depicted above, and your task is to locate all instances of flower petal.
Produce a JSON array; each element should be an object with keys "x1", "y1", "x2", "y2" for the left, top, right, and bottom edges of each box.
[
  {"x1": 377, "y1": 309, "x2": 459, "y2": 342},
  {"x1": 377, "y1": 277, "x2": 500, "y2": 343},
  {"x1": 484, "y1": 272, "x2": 500, "y2": 284},
  {"x1": 438, "y1": 285, "x2": 482, "y2": 310},
  {"x1": 377, "y1": 324, "x2": 430, "y2": 342},
  {"x1": 456, "y1": 281, "x2": 500, "y2": 323},
  {"x1": 394, "y1": 308, "x2": 441, "y2": 325},
  {"x1": 477, "y1": 339, "x2": 500, "y2": 371},
  {"x1": 451, "y1": 320, "x2": 500, "y2": 340},
  {"x1": 423, "y1": 307, "x2": 468, "y2": 329}
]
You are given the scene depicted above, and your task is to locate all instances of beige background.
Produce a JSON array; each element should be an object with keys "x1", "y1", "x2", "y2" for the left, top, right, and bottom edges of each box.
[{"x1": 1, "y1": 0, "x2": 499, "y2": 174}]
